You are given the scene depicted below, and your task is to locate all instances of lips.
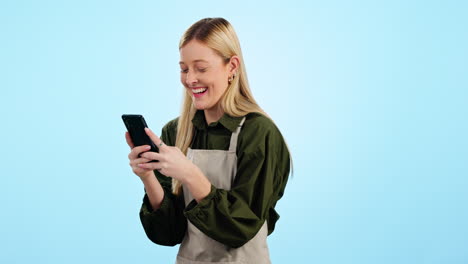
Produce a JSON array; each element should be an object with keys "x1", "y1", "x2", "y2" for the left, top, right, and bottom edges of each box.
[
  {"x1": 192, "y1": 87, "x2": 207, "y2": 94},
  {"x1": 191, "y1": 87, "x2": 208, "y2": 98}
]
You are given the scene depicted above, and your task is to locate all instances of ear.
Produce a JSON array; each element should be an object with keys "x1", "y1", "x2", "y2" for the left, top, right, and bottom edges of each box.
[{"x1": 228, "y1": 55, "x2": 240, "y2": 75}]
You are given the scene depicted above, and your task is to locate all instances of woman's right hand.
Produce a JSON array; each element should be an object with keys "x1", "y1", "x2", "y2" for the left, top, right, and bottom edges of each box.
[{"x1": 125, "y1": 131, "x2": 155, "y2": 181}]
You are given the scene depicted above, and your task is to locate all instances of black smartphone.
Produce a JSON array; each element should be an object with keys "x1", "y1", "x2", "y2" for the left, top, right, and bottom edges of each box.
[{"x1": 122, "y1": 114, "x2": 159, "y2": 162}]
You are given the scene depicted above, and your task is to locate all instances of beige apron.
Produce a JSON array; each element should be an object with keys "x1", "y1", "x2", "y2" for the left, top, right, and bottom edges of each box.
[{"x1": 176, "y1": 117, "x2": 271, "y2": 264}]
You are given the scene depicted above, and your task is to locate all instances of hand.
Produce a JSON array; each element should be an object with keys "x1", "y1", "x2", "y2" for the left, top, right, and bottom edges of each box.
[
  {"x1": 125, "y1": 131, "x2": 155, "y2": 181},
  {"x1": 138, "y1": 127, "x2": 195, "y2": 183}
]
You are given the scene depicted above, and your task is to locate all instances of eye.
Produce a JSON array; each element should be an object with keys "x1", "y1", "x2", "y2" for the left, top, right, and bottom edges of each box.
[
  {"x1": 198, "y1": 68, "x2": 207, "y2": 72},
  {"x1": 180, "y1": 68, "x2": 188, "y2": 73}
]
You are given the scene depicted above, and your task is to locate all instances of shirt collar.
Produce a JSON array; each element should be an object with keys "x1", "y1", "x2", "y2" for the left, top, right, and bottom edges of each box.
[{"x1": 191, "y1": 110, "x2": 244, "y2": 132}]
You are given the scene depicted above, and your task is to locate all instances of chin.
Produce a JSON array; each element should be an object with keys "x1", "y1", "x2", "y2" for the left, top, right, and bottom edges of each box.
[{"x1": 193, "y1": 102, "x2": 208, "y2": 110}]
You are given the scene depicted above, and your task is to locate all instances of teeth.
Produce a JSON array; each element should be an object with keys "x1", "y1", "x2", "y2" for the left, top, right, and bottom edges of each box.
[{"x1": 192, "y1": 87, "x2": 207, "y2": 94}]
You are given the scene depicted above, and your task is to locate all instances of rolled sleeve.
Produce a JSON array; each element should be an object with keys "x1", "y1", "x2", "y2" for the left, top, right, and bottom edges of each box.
[{"x1": 139, "y1": 187, "x2": 187, "y2": 246}]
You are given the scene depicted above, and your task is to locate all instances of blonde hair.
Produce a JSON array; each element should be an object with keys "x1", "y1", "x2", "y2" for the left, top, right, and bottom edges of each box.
[{"x1": 173, "y1": 18, "x2": 288, "y2": 195}]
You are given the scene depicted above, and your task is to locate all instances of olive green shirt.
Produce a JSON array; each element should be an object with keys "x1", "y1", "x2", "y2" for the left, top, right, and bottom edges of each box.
[{"x1": 139, "y1": 110, "x2": 291, "y2": 248}]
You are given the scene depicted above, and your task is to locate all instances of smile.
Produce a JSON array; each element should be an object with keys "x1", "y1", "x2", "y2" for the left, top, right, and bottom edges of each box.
[
  {"x1": 192, "y1": 87, "x2": 208, "y2": 98},
  {"x1": 192, "y1": 87, "x2": 207, "y2": 94}
]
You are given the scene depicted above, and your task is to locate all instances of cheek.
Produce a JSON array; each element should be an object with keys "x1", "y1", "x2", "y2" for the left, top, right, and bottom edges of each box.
[
  {"x1": 212, "y1": 76, "x2": 228, "y2": 93},
  {"x1": 210, "y1": 71, "x2": 227, "y2": 90},
  {"x1": 180, "y1": 74, "x2": 185, "y2": 85}
]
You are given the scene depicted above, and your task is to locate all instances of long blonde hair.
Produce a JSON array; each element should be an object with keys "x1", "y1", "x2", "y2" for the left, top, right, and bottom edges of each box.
[{"x1": 173, "y1": 18, "x2": 283, "y2": 195}]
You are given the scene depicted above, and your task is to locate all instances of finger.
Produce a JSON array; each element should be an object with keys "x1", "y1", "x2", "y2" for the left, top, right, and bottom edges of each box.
[
  {"x1": 133, "y1": 165, "x2": 154, "y2": 174},
  {"x1": 125, "y1": 132, "x2": 135, "y2": 149},
  {"x1": 144, "y1": 128, "x2": 165, "y2": 148},
  {"x1": 138, "y1": 161, "x2": 163, "y2": 170},
  {"x1": 140, "y1": 151, "x2": 163, "y2": 161},
  {"x1": 131, "y1": 157, "x2": 153, "y2": 166},
  {"x1": 128, "y1": 145, "x2": 152, "y2": 160},
  {"x1": 130, "y1": 158, "x2": 154, "y2": 174}
]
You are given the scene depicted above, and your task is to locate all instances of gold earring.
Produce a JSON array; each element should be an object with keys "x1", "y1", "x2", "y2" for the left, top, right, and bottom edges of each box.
[{"x1": 228, "y1": 73, "x2": 236, "y2": 83}]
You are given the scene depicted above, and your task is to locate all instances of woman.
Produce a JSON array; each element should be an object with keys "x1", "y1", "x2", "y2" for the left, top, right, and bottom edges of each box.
[{"x1": 125, "y1": 17, "x2": 291, "y2": 264}]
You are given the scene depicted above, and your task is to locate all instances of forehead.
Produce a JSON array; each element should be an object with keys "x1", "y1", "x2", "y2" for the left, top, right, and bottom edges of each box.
[{"x1": 179, "y1": 40, "x2": 222, "y2": 65}]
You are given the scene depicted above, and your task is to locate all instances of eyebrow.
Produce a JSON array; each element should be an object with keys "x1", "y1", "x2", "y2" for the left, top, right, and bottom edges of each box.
[{"x1": 179, "y1": 59, "x2": 209, "y2": 65}]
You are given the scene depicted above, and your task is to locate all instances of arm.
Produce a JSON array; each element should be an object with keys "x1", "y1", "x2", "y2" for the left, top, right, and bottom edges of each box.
[
  {"x1": 140, "y1": 171, "x2": 164, "y2": 210},
  {"x1": 183, "y1": 165, "x2": 212, "y2": 203},
  {"x1": 139, "y1": 176, "x2": 187, "y2": 246},
  {"x1": 139, "y1": 118, "x2": 187, "y2": 246}
]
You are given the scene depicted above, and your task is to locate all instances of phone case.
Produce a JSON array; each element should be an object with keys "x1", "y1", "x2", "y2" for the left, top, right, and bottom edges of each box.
[{"x1": 122, "y1": 114, "x2": 159, "y2": 161}]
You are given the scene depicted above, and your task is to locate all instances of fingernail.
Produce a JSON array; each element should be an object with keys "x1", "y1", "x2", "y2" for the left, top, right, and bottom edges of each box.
[{"x1": 145, "y1": 145, "x2": 151, "y2": 150}]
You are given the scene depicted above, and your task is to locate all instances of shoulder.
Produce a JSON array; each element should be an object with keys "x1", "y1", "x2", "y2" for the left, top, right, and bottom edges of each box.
[
  {"x1": 160, "y1": 117, "x2": 179, "y2": 146},
  {"x1": 239, "y1": 112, "x2": 288, "y2": 154},
  {"x1": 162, "y1": 116, "x2": 179, "y2": 133},
  {"x1": 238, "y1": 112, "x2": 291, "y2": 179},
  {"x1": 243, "y1": 112, "x2": 284, "y2": 140},
  {"x1": 244, "y1": 112, "x2": 277, "y2": 131}
]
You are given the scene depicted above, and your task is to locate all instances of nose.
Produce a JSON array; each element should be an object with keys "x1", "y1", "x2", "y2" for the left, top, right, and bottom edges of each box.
[{"x1": 185, "y1": 71, "x2": 198, "y2": 86}]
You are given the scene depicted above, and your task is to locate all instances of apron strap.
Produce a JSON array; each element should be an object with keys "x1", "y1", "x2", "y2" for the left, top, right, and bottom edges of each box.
[{"x1": 228, "y1": 116, "x2": 246, "y2": 152}]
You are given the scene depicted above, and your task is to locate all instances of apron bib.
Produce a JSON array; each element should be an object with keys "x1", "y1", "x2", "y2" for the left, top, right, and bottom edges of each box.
[{"x1": 176, "y1": 117, "x2": 271, "y2": 264}]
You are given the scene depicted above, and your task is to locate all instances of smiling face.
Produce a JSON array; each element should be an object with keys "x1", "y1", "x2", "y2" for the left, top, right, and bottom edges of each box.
[{"x1": 179, "y1": 40, "x2": 232, "y2": 116}]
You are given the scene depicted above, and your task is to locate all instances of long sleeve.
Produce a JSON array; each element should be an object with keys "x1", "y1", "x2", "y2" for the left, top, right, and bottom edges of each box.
[
  {"x1": 183, "y1": 117, "x2": 291, "y2": 248},
  {"x1": 139, "y1": 118, "x2": 187, "y2": 246}
]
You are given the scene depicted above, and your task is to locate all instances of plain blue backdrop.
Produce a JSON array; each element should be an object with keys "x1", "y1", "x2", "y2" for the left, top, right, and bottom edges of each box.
[{"x1": 1, "y1": 0, "x2": 467, "y2": 263}]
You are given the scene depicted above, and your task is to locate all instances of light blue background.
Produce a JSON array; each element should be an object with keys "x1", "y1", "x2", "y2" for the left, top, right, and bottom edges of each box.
[{"x1": 1, "y1": 0, "x2": 467, "y2": 263}]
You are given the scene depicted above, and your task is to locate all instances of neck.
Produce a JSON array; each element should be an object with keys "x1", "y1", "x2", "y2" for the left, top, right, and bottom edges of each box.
[{"x1": 204, "y1": 105, "x2": 224, "y2": 125}]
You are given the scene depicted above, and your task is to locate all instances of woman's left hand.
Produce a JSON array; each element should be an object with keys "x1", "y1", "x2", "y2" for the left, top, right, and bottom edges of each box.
[{"x1": 138, "y1": 127, "x2": 194, "y2": 183}]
